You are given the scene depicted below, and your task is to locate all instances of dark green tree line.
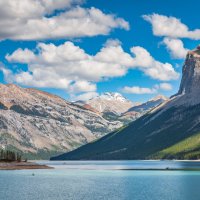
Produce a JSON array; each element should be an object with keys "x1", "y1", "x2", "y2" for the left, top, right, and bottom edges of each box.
[{"x1": 0, "y1": 149, "x2": 22, "y2": 162}]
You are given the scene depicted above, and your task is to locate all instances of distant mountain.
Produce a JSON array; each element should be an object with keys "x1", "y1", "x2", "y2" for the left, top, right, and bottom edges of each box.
[
  {"x1": 52, "y1": 46, "x2": 200, "y2": 161},
  {"x1": 75, "y1": 92, "x2": 136, "y2": 124},
  {"x1": 0, "y1": 84, "x2": 167, "y2": 159},
  {"x1": 85, "y1": 92, "x2": 134, "y2": 114},
  {"x1": 77, "y1": 92, "x2": 167, "y2": 124},
  {"x1": 127, "y1": 95, "x2": 168, "y2": 113},
  {"x1": 0, "y1": 84, "x2": 122, "y2": 159},
  {"x1": 122, "y1": 95, "x2": 168, "y2": 122}
]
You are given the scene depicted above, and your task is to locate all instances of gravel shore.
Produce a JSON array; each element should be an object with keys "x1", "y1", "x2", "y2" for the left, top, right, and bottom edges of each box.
[{"x1": 0, "y1": 161, "x2": 53, "y2": 170}]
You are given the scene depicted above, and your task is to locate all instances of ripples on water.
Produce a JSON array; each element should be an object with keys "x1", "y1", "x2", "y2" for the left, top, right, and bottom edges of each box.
[
  {"x1": 37, "y1": 160, "x2": 200, "y2": 170},
  {"x1": 1, "y1": 161, "x2": 200, "y2": 200}
]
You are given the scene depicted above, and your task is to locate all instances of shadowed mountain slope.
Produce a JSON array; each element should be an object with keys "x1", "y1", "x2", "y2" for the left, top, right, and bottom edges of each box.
[{"x1": 51, "y1": 46, "x2": 200, "y2": 160}]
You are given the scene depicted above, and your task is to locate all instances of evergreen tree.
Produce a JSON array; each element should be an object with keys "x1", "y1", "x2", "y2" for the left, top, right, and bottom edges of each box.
[{"x1": 0, "y1": 149, "x2": 22, "y2": 162}]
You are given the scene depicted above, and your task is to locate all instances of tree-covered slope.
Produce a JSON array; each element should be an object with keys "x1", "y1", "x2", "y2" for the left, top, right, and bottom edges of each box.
[
  {"x1": 153, "y1": 132, "x2": 200, "y2": 160},
  {"x1": 51, "y1": 104, "x2": 200, "y2": 160},
  {"x1": 51, "y1": 47, "x2": 200, "y2": 160}
]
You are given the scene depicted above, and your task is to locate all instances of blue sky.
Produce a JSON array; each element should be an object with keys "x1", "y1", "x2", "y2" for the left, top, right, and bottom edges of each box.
[{"x1": 0, "y1": 0, "x2": 200, "y2": 102}]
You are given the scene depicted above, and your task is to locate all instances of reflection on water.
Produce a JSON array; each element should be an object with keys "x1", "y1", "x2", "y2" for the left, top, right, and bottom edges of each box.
[
  {"x1": 37, "y1": 160, "x2": 200, "y2": 170},
  {"x1": 1, "y1": 161, "x2": 200, "y2": 200}
]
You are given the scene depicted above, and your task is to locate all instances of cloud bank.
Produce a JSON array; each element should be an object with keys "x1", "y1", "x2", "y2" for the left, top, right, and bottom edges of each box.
[
  {"x1": 162, "y1": 38, "x2": 189, "y2": 59},
  {"x1": 143, "y1": 14, "x2": 200, "y2": 40},
  {"x1": 122, "y1": 83, "x2": 172, "y2": 94},
  {"x1": 0, "y1": 0, "x2": 129, "y2": 40},
  {"x1": 2, "y1": 40, "x2": 179, "y2": 100}
]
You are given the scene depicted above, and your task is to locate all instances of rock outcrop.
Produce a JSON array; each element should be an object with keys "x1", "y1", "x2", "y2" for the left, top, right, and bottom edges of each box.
[
  {"x1": 79, "y1": 92, "x2": 167, "y2": 124},
  {"x1": 170, "y1": 46, "x2": 200, "y2": 106},
  {"x1": 85, "y1": 92, "x2": 134, "y2": 114},
  {"x1": 52, "y1": 46, "x2": 200, "y2": 160},
  {"x1": 124, "y1": 95, "x2": 168, "y2": 118},
  {"x1": 0, "y1": 84, "x2": 122, "y2": 158}
]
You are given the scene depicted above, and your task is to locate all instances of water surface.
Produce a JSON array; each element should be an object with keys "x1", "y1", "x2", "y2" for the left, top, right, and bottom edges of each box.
[
  {"x1": 38, "y1": 160, "x2": 200, "y2": 170},
  {"x1": 1, "y1": 161, "x2": 200, "y2": 200}
]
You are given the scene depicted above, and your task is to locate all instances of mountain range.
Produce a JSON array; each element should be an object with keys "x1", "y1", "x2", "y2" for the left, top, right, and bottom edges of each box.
[
  {"x1": 0, "y1": 84, "x2": 122, "y2": 159},
  {"x1": 52, "y1": 46, "x2": 200, "y2": 160},
  {"x1": 76, "y1": 93, "x2": 167, "y2": 124},
  {"x1": 0, "y1": 84, "x2": 166, "y2": 159}
]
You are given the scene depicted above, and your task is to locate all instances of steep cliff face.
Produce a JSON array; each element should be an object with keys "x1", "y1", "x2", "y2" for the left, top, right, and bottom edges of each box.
[
  {"x1": 171, "y1": 47, "x2": 200, "y2": 106},
  {"x1": 178, "y1": 47, "x2": 200, "y2": 96},
  {"x1": 151, "y1": 47, "x2": 200, "y2": 111},
  {"x1": 52, "y1": 46, "x2": 200, "y2": 160},
  {"x1": 0, "y1": 84, "x2": 122, "y2": 158}
]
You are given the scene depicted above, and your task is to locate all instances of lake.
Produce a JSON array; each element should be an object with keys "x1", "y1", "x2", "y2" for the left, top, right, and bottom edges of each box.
[{"x1": 1, "y1": 161, "x2": 200, "y2": 200}]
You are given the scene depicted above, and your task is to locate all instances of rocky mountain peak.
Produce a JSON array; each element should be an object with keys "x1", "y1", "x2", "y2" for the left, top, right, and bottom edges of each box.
[
  {"x1": 188, "y1": 46, "x2": 200, "y2": 57},
  {"x1": 177, "y1": 46, "x2": 200, "y2": 101},
  {"x1": 127, "y1": 94, "x2": 168, "y2": 114},
  {"x1": 0, "y1": 84, "x2": 122, "y2": 158},
  {"x1": 86, "y1": 92, "x2": 133, "y2": 114},
  {"x1": 51, "y1": 45, "x2": 200, "y2": 161},
  {"x1": 149, "y1": 95, "x2": 168, "y2": 102},
  {"x1": 99, "y1": 92, "x2": 129, "y2": 102},
  {"x1": 0, "y1": 83, "x2": 66, "y2": 109}
]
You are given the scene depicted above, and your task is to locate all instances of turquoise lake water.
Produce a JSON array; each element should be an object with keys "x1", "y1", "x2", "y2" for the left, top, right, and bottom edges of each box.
[{"x1": 1, "y1": 161, "x2": 200, "y2": 200}]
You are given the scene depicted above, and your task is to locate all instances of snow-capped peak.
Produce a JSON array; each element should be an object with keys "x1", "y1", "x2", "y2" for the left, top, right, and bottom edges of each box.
[
  {"x1": 86, "y1": 92, "x2": 134, "y2": 114},
  {"x1": 97, "y1": 92, "x2": 129, "y2": 102}
]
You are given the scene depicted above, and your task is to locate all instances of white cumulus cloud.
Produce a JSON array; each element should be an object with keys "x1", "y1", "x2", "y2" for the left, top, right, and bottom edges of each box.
[
  {"x1": 68, "y1": 81, "x2": 97, "y2": 94},
  {"x1": 6, "y1": 48, "x2": 36, "y2": 63},
  {"x1": 122, "y1": 83, "x2": 172, "y2": 95},
  {"x1": 162, "y1": 38, "x2": 189, "y2": 59},
  {"x1": 155, "y1": 83, "x2": 172, "y2": 91},
  {"x1": 72, "y1": 92, "x2": 99, "y2": 101},
  {"x1": 143, "y1": 14, "x2": 200, "y2": 40},
  {"x1": 131, "y1": 47, "x2": 179, "y2": 81},
  {"x1": 2, "y1": 40, "x2": 179, "y2": 100},
  {"x1": 122, "y1": 86, "x2": 157, "y2": 94},
  {"x1": 0, "y1": 0, "x2": 129, "y2": 40}
]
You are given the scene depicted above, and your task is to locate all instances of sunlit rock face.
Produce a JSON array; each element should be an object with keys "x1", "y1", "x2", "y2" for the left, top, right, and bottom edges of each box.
[
  {"x1": 52, "y1": 45, "x2": 200, "y2": 161},
  {"x1": 175, "y1": 47, "x2": 200, "y2": 105},
  {"x1": 86, "y1": 92, "x2": 134, "y2": 115},
  {"x1": 0, "y1": 84, "x2": 122, "y2": 158},
  {"x1": 153, "y1": 46, "x2": 200, "y2": 110},
  {"x1": 80, "y1": 92, "x2": 168, "y2": 124}
]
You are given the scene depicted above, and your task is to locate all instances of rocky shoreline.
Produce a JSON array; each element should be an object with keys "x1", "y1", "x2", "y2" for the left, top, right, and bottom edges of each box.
[{"x1": 0, "y1": 161, "x2": 53, "y2": 170}]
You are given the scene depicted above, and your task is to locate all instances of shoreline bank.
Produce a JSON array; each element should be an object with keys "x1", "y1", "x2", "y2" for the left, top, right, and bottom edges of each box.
[{"x1": 0, "y1": 161, "x2": 53, "y2": 170}]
